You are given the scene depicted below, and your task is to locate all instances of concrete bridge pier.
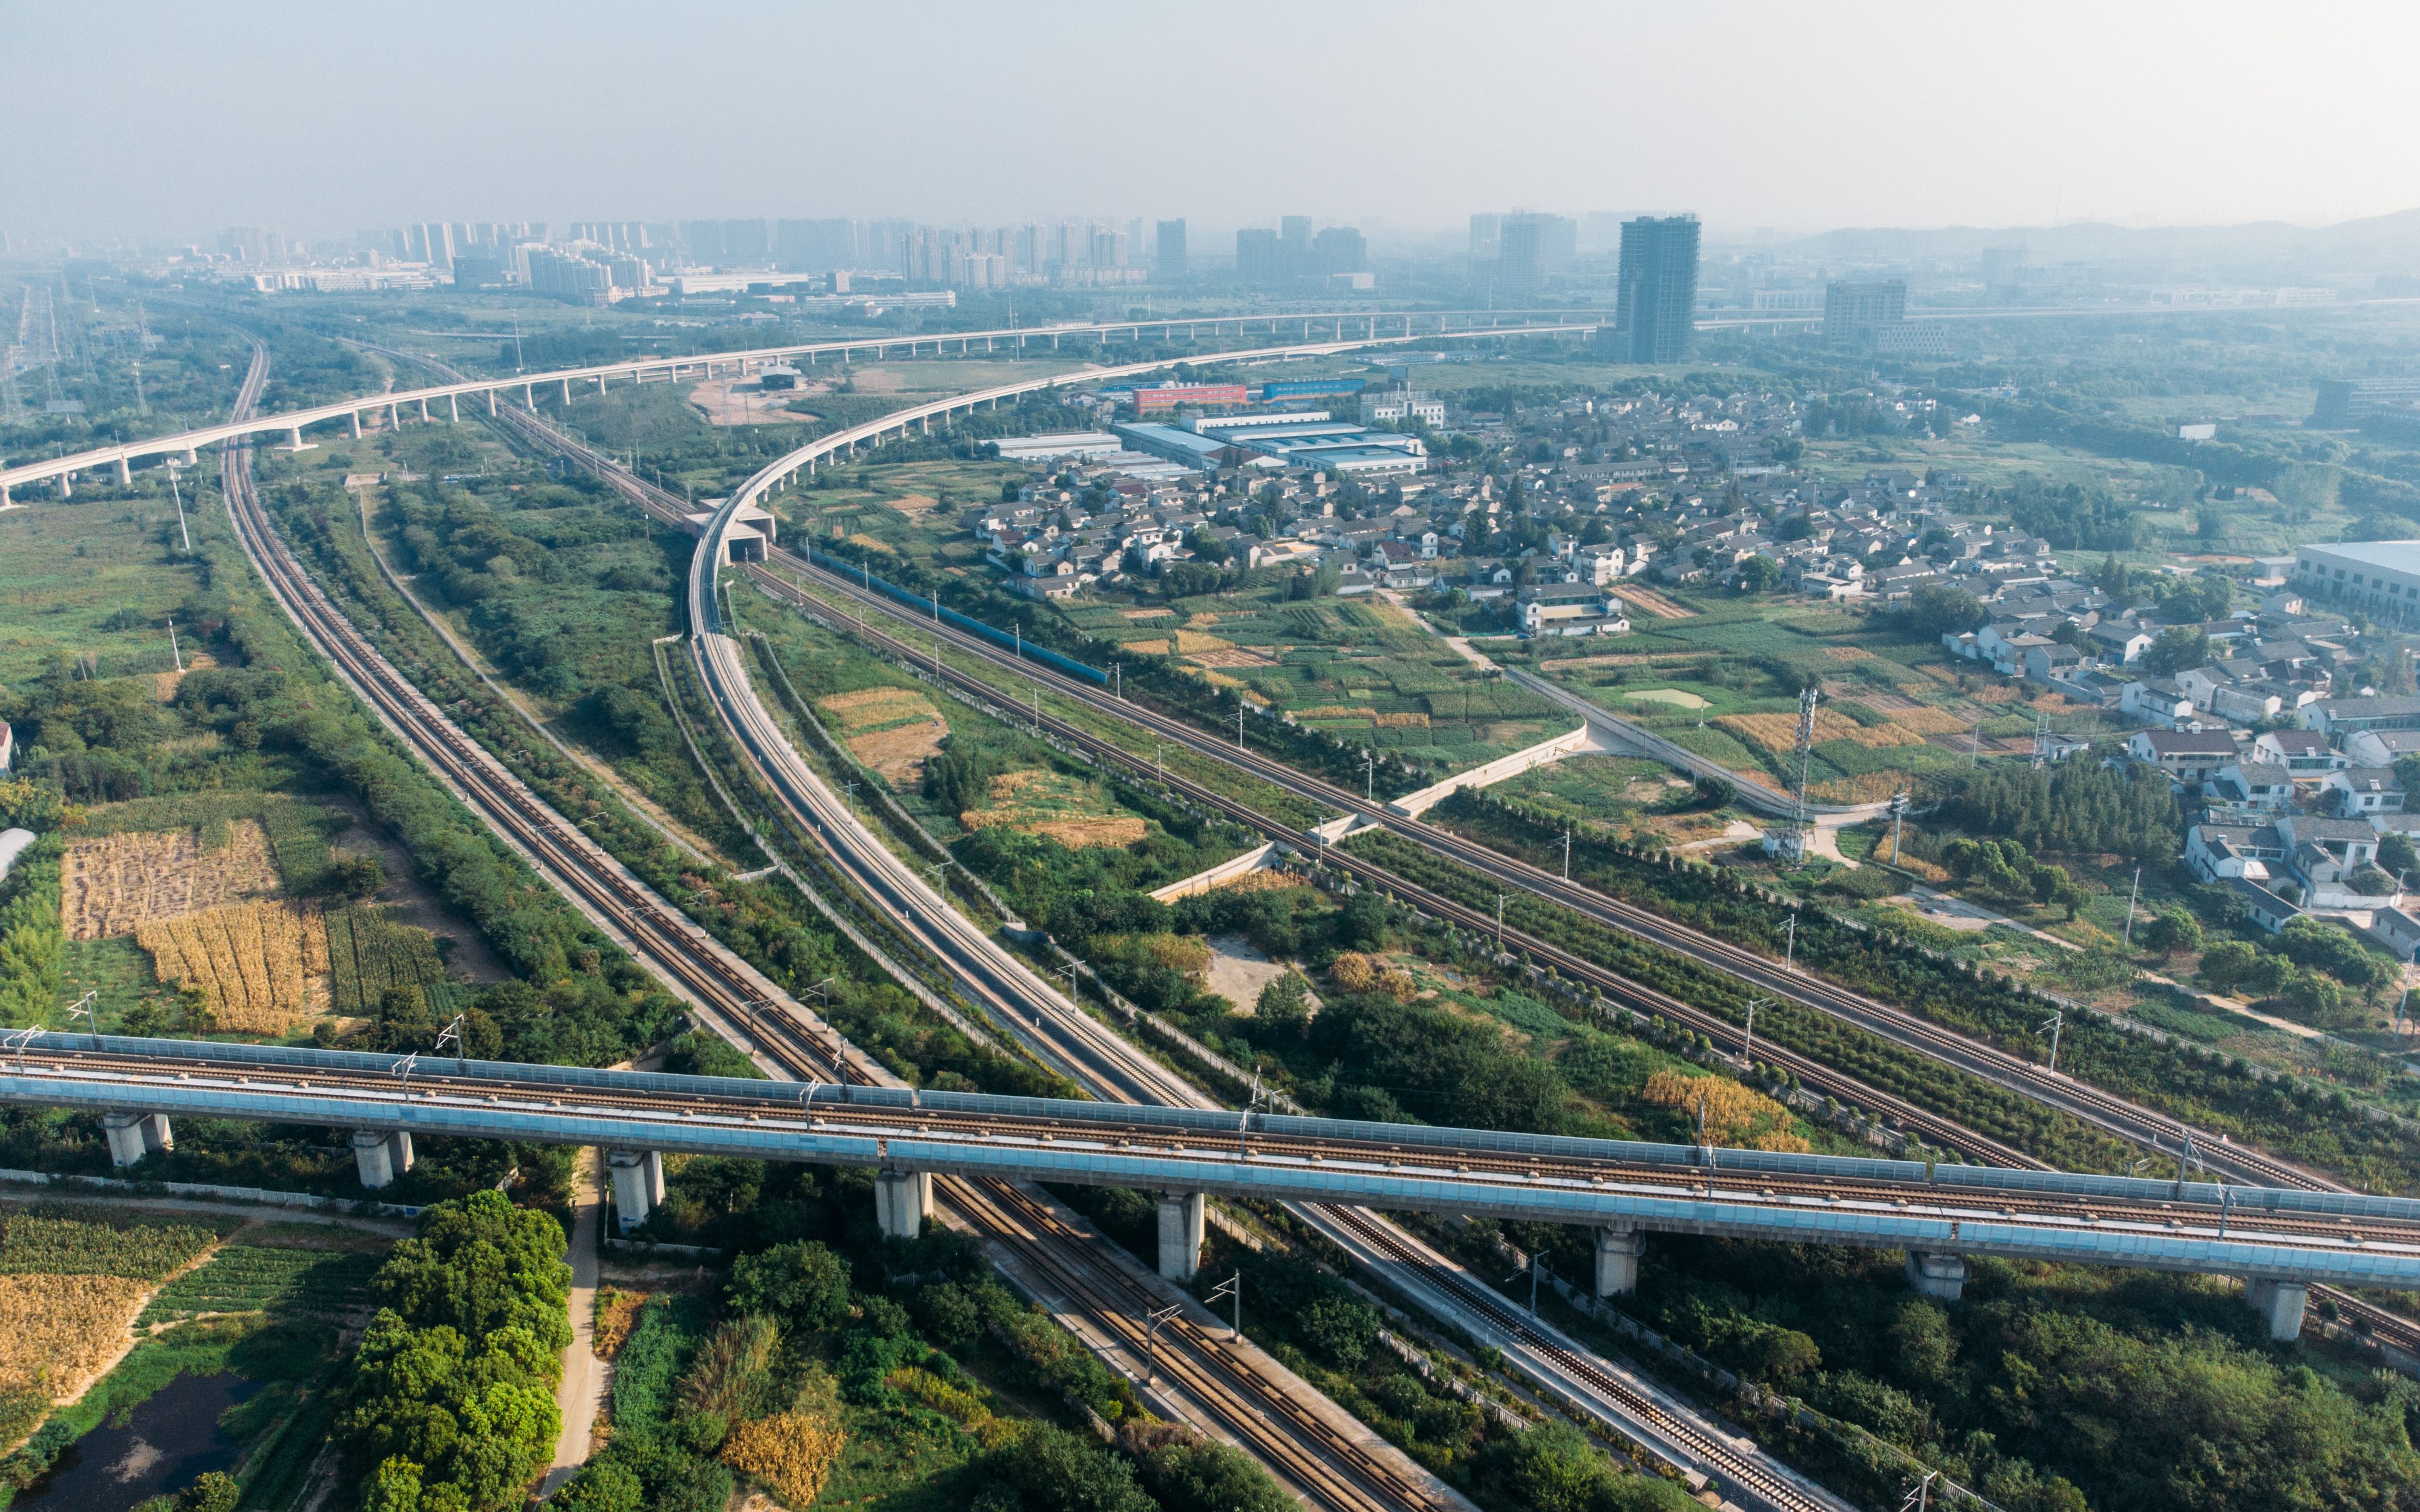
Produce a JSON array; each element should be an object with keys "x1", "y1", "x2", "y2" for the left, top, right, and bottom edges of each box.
[
  {"x1": 115, "y1": 457, "x2": 131, "y2": 486},
  {"x1": 418, "y1": 397, "x2": 431, "y2": 422},
  {"x1": 447, "y1": 394, "x2": 459, "y2": 422},
  {"x1": 1905, "y1": 1251, "x2": 1968, "y2": 1302},
  {"x1": 57, "y1": 471, "x2": 71, "y2": 498},
  {"x1": 1157, "y1": 1191, "x2": 1205, "y2": 1282},
  {"x1": 2245, "y1": 1278, "x2": 2309, "y2": 1341},
  {"x1": 560, "y1": 378, "x2": 571, "y2": 403},
  {"x1": 352, "y1": 1129, "x2": 415, "y2": 1189},
  {"x1": 180, "y1": 447, "x2": 198, "y2": 465},
  {"x1": 523, "y1": 382, "x2": 534, "y2": 410},
  {"x1": 1, "y1": 483, "x2": 10, "y2": 507},
  {"x1": 486, "y1": 391, "x2": 497, "y2": 416},
  {"x1": 350, "y1": 411, "x2": 362, "y2": 439},
  {"x1": 1594, "y1": 1224, "x2": 1645, "y2": 1295},
  {"x1": 387, "y1": 404, "x2": 400, "y2": 431},
  {"x1": 101, "y1": 1110, "x2": 172, "y2": 1167},
  {"x1": 875, "y1": 1170, "x2": 932, "y2": 1239},
  {"x1": 607, "y1": 1149, "x2": 666, "y2": 1233}
]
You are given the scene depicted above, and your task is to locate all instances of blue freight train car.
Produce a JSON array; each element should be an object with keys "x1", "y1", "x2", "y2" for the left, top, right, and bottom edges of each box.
[{"x1": 805, "y1": 547, "x2": 1109, "y2": 685}]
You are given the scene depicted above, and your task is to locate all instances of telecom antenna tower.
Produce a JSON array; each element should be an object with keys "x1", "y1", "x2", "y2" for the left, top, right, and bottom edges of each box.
[{"x1": 1791, "y1": 683, "x2": 1820, "y2": 838}]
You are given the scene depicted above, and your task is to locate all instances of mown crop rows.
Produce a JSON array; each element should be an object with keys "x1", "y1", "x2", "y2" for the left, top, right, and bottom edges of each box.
[
  {"x1": 76, "y1": 793, "x2": 345, "y2": 896},
  {"x1": 140, "y1": 1243, "x2": 381, "y2": 1325}
]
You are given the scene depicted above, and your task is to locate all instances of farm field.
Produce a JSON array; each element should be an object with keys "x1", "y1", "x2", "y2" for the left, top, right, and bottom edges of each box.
[
  {"x1": 137, "y1": 900, "x2": 329, "y2": 1034},
  {"x1": 54, "y1": 795, "x2": 456, "y2": 1038},
  {"x1": 1065, "y1": 589, "x2": 1568, "y2": 768},
  {"x1": 1532, "y1": 602, "x2": 2111, "y2": 800},
  {"x1": 323, "y1": 905, "x2": 450, "y2": 1015},
  {"x1": 0, "y1": 1204, "x2": 384, "y2": 1510},
  {"x1": 0, "y1": 1206, "x2": 229, "y2": 1451},
  {"x1": 741, "y1": 595, "x2": 1257, "y2": 888}
]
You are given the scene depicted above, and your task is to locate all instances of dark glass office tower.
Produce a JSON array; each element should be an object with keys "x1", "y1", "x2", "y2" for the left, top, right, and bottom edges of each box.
[{"x1": 1614, "y1": 215, "x2": 1701, "y2": 362}]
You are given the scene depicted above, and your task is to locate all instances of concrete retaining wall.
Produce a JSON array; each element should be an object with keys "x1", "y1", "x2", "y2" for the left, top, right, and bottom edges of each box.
[
  {"x1": 1386, "y1": 723, "x2": 1591, "y2": 818},
  {"x1": 0, "y1": 1166, "x2": 424, "y2": 1218},
  {"x1": 1505, "y1": 668, "x2": 1891, "y2": 821},
  {"x1": 1148, "y1": 842, "x2": 1284, "y2": 902}
]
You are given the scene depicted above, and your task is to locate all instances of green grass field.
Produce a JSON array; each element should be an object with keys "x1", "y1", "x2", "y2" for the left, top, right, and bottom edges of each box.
[{"x1": 0, "y1": 499, "x2": 208, "y2": 683}]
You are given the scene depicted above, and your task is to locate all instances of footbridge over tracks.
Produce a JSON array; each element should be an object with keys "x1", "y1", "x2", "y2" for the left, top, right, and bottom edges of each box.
[
  {"x1": 0, "y1": 309, "x2": 1598, "y2": 503},
  {"x1": 9, "y1": 1034, "x2": 2419, "y2": 1338}
]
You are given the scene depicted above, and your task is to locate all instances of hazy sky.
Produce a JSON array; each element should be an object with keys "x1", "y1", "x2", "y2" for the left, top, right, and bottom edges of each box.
[{"x1": 10, "y1": 1, "x2": 2418, "y2": 242}]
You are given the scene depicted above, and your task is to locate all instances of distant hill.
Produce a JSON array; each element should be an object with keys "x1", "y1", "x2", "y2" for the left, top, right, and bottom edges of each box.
[{"x1": 1765, "y1": 209, "x2": 2420, "y2": 278}]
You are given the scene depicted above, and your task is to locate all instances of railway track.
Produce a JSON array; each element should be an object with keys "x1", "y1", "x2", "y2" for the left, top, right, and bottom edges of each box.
[
  {"x1": 1319, "y1": 1204, "x2": 1841, "y2": 1512},
  {"x1": 482, "y1": 374, "x2": 1866, "y2": 1511},
  {"x1": 220, "y1": 337, "x2": 1467, "y2": 1512},
  {"x1": 31, "y1": 1043, "x2": 2414, "y2": 1254},
  {"x1": 760, "y1": 550, "x2": 2351, "y2": 1190},
  {"x1": 465, "y1": 360, "x2": 2412, "y2": 1475},
  {"x1": 739, "y1": 543, "x2": 2420, "y2": 1358}
]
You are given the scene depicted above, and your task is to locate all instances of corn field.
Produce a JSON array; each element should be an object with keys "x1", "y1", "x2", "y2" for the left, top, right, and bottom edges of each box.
[
  {"x1": 325, "y1": 907, "x2": 447, "y2": 1014},
  {"x1": 0, "y1": 1214, "x2": 216, "y2": 1280},
  {"x1": 1642, "y1": 1070, "x2": 1811, "y2": 1153},
  {"x1": 136, "y1": 900, "x2": 330, "y2": 1033},
  {"x1": 720, "y1": 1412, "x2": 847, "y2": 1508},
  {"x1": 0, "y1": 1272, "x2": 150, "y2": 1400}
]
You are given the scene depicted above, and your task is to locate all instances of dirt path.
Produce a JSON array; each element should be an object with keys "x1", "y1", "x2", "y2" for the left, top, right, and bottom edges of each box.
[
  {"x1": 541, "y1": 1148, "x2": 607, "y2": 1496},
  {"x1": 1613, "y1": 584, "x2": 1693, "y2": 619}
]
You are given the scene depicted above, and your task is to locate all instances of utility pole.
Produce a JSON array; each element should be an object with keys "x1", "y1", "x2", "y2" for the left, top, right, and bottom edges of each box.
[
  {"x1": 1783, "y1": 911, "x2": 1798, "y2": 972},
  {"x1": 1061, "y1": 960, "x2": 1085, "y2": 1008},
  {"x1": 435, "y1": 1012, "x2": 466, "y2": 1075},
  {"x1": 1496, "y1": 892, "x2": 1506, "y2": 950},
  {"x1": 165, "y1": 621, "x2": 183, "y2": 674},
  {"x1": 1902, "y1": 1471, "x2": 1936, "y2": 1512},
  {"x1": 2041, "y1": 1010, "x2": 2064, "y2": 1074},
  {"x1": 1362, "y1": 748, "x2": 1376, "y2": 802},
  {"x1": 1236, "y1": 702, "x2": 1245, "y2": 751},
  {"x1": 1560, "y1": 829, "x2": 1573, "y2": 881},
  {"x1": 2122, "y1": 865, "x2": 2142, "y2": 946},
  {"x1": 1209, "y1": 1272, "x2": 1242, "y2": 1341},
  {"x1": 1143, "y1": 1302, "x2": 1183, "y2": 1387}
]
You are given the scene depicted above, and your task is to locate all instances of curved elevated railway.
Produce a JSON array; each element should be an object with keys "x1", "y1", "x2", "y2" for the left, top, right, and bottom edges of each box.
[{"x1": 204, "y1": 334, "x2": 1472, "y2": 1512}]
